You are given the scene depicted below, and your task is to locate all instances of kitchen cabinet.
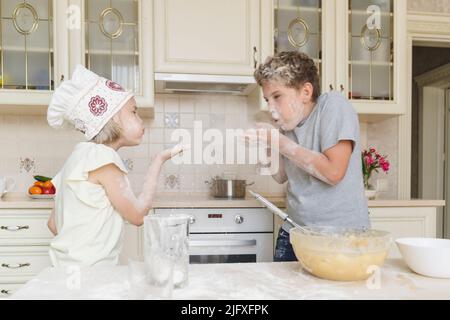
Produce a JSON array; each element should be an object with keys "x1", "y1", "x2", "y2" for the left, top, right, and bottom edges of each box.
[
  {"x1": 154, "y1": 0, "x2": 261, "y2": 76},
  {"x1": 0, "y1": 0, "x2": 68, "y2": 108},
  {"x1": 258, "y1": 0, "x2": 407, "y2": 116},
  {"x1": 0, "y1": 208, "x2": 53, "y2": 297},
  {"x1": 0, "y1": 0, "x2": 154, "y2": 116},
  {"x1": 370, "y1": 206, "x2": 437, "y2": 258},
  {"x1": 68, "y1": 0, "x2": 154, "y2": 115}
]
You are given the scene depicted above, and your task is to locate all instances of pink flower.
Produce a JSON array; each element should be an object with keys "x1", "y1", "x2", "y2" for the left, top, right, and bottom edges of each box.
[
  {"x1": 364, "y1": 155, "x2": 374, "y2": 166},
  {"x1": 362, "y1": 148, "x2": 390, "y2": 183},
  {"x1": 378, "y1": 156, "x2": 390, "y2": 173}
]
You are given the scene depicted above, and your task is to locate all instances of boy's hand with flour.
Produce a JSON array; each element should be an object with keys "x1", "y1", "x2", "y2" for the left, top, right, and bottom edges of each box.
[{"x1": 45, "y1": 65, "x2": 185, "y2": 267}]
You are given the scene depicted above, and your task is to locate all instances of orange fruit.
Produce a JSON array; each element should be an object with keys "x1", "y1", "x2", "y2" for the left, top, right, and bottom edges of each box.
[
  {"x1": 29, "y1": 186, "x2": 43, "y2": 195},
  {"x1": 34, "y1": 181, "x2": 45, "y2": 188},
  {"x1": 42, "y1": 180, "x2": 53, "y2": 189}
]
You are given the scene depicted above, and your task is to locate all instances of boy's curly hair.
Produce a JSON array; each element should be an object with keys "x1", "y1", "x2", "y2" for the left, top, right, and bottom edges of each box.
[{"x1": 254, "y1": 51, "x2": 320, "y2": 102}]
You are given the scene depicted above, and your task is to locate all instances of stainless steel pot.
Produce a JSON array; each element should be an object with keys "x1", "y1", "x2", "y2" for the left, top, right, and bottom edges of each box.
[{"x1": 205, "y1": 176, "x2": 254, "y2": 199}]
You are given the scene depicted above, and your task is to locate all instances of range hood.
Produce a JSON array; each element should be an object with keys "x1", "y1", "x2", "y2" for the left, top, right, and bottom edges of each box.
[{"x1": 154, "y1": 73, "x2": 257, "y2": 95}]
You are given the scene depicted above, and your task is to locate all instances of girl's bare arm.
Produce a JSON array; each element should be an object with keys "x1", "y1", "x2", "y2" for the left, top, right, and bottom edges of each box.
[{"x1": 90, "y1": 146, "x2": 184, "y2": 226}]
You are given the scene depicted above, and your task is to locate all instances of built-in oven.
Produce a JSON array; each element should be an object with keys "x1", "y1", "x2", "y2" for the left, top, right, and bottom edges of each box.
[{"x1": 155, "y1": 208, "x2": 274, "y2": 264}]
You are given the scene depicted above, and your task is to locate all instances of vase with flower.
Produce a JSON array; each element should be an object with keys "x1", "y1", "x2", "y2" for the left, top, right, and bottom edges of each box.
[{"x1": 361, "y1": 147, "x2": 390, "y2": 199}]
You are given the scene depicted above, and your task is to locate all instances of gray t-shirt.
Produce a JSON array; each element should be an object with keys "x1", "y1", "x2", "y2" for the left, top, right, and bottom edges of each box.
[{"x1": 282, "y1": 92, "x2": 369, "y2": 232}]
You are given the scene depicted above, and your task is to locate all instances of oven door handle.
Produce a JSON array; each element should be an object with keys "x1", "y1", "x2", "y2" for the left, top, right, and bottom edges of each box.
[{"x1": 189, "y1": 239, "x2": 257, "y2": 247}]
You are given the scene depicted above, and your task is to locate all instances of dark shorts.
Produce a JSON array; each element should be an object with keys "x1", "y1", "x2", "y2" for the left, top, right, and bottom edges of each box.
[{"x1": 274, "y1": 228, "x2": 298, "y2": 262}]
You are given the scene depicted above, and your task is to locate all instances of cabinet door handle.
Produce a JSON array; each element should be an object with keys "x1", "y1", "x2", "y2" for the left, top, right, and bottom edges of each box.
[
  {"x1": 340, "y1": 84, "x2": 345, "y2": 93},
  {"x1": 60, "y1": 74, "x2": 64, "y2": 82},
  {"x1": 1, "y1": 263, "x2": 31, "y2": 269},
  {"x1": 329, "y1": 84, "x2": 334, "y2": 91},
  {"x1": 253, "y1": 46, "x2": 258, "y2": 69},
  {"x1": 1, "y1": 289, "x2": 11, "y2": 295},
  {"x1": 0, "y1": 225, "x2": 29, "y2": 231}
]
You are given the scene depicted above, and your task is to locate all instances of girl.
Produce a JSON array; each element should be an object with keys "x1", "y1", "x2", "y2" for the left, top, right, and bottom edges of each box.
[
  {"x1": 246, "y1": 51, "x2": 369, "y2": 262},
  {"x1": 46, "y1": 65, "x2": 184, "y2": 267}
]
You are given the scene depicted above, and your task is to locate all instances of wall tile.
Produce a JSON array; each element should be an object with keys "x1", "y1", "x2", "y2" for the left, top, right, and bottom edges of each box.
[
  {"x1": 148, "y1": 128, "x2": 164, "y2": 143},
  {"x1": 180, "y1": 113, "x2": 195, "y2": 128},
  {"x1": 164, "y1": 96, "x2": 180, "y2": 113},
  {"x1": 179, "y1": 95, "x2": 195, "y2": 113},
  {"x1": 194, "y1": 97, "x2": 211, "y2": 114}
]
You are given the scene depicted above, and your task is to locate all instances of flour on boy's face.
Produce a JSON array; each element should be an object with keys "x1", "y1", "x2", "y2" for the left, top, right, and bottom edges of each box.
[{"x1": 262, "y1": 81, "x2": 308, "y2": 131}]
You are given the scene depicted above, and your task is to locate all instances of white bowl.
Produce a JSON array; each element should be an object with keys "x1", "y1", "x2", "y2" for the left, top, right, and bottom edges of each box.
[{"x1": 396, "y1": 238, "x2": 450, "y2": 278}]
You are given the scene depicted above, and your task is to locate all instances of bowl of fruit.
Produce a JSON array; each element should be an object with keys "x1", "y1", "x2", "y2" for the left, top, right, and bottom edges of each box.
[{"x1": 28, "y1": 175, "x2": 56, "y2": 199}]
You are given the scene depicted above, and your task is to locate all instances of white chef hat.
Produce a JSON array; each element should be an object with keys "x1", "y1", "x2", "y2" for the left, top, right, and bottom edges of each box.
[{"x1": 47, "y1": 64, "x2": 134, "y2": 140}]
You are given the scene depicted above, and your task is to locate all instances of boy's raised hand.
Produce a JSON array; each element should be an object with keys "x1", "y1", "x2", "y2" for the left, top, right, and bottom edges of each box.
[{"x1": 243, "y1": 122, "x2": 279, "y2": 147}]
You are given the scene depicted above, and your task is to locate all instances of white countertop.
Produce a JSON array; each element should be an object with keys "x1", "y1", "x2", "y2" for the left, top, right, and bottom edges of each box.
[
  {"x1": 0, "y1": 192, "x2": 445, "y2": 209},
  {"x1": 10, "y1": 259, "x2": 450, "y2": 300}
]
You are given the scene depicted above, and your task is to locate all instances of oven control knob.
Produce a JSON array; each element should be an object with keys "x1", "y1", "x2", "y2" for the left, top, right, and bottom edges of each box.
[
  {"x1": 189, "y1": 216, "x2": 196, "y2": 224},
  {"x1": 234, "y1": 215, "x2": 244, "y2": 224}
]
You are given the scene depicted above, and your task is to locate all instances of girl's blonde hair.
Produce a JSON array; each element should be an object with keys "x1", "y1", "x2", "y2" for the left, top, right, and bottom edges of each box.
[
  {"x1": 91, "y1": 118, "x2": 122, "y2": 144},
  {"x1": 254, "y1": 51, "x2": 320, "y2": 102}
]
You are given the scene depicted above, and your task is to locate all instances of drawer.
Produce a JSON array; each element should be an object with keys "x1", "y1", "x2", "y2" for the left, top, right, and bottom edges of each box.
[
  {"x1": 0, "y1": 283, "x2": 23, "y2": 298},
  {"x1": 0, "y1": 246, "x2": 51, "y2": 277},
  {"x1": 0, "y1": 209, "x2": 53, "y2": 246}
]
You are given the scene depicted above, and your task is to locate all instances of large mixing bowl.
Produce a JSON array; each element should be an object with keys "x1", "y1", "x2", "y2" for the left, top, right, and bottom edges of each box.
[{"x1": 290, "y1": 226, "x2": 392, "y2": 281}]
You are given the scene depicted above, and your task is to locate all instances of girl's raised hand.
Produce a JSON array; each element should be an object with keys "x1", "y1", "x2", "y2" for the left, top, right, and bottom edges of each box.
[{"x1": 158, "y1": 143, "x2": 191, "y2": 162}]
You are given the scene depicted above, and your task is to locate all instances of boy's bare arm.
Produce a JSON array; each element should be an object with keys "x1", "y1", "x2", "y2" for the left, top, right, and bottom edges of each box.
[{"x1": 279, "y1": 135, "x2": 353, "y2": 186}]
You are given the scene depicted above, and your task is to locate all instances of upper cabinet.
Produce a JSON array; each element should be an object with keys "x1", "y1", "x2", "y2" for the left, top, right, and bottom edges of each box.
[
  {"x1": 0, "y1": 0, "x2": 67, "y2": 107},
  {"x1": 265, "y1": 0, "x2": 407, "y2": 116},
  {"x1": 336, "y1": 0, "x2": 407, "y2": 115},
  {"x1": 69, "y1": 0, "x2": 154, "y2": 110},
  {"x1": 154, "y1": 0, "x2": 261, "y2": 76}
]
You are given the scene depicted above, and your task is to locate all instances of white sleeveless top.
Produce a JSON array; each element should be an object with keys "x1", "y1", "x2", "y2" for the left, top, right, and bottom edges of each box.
[{"x1": 49, "y1": 142, "x2": 128, "y2": 267}]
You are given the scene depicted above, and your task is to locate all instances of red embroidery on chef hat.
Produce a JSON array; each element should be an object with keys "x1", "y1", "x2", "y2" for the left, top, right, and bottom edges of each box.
[
  {"x1": 106, "y1": 79, "x2": 125, "y2": 92},
  {"x1": 89, "y1": 95, "x2": 108, "y2": 116}
]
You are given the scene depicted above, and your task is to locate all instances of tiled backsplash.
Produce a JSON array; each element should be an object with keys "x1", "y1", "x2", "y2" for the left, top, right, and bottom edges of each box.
[{"x1": 0, "y1": 94, "x2": 398, "y2": 198}]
